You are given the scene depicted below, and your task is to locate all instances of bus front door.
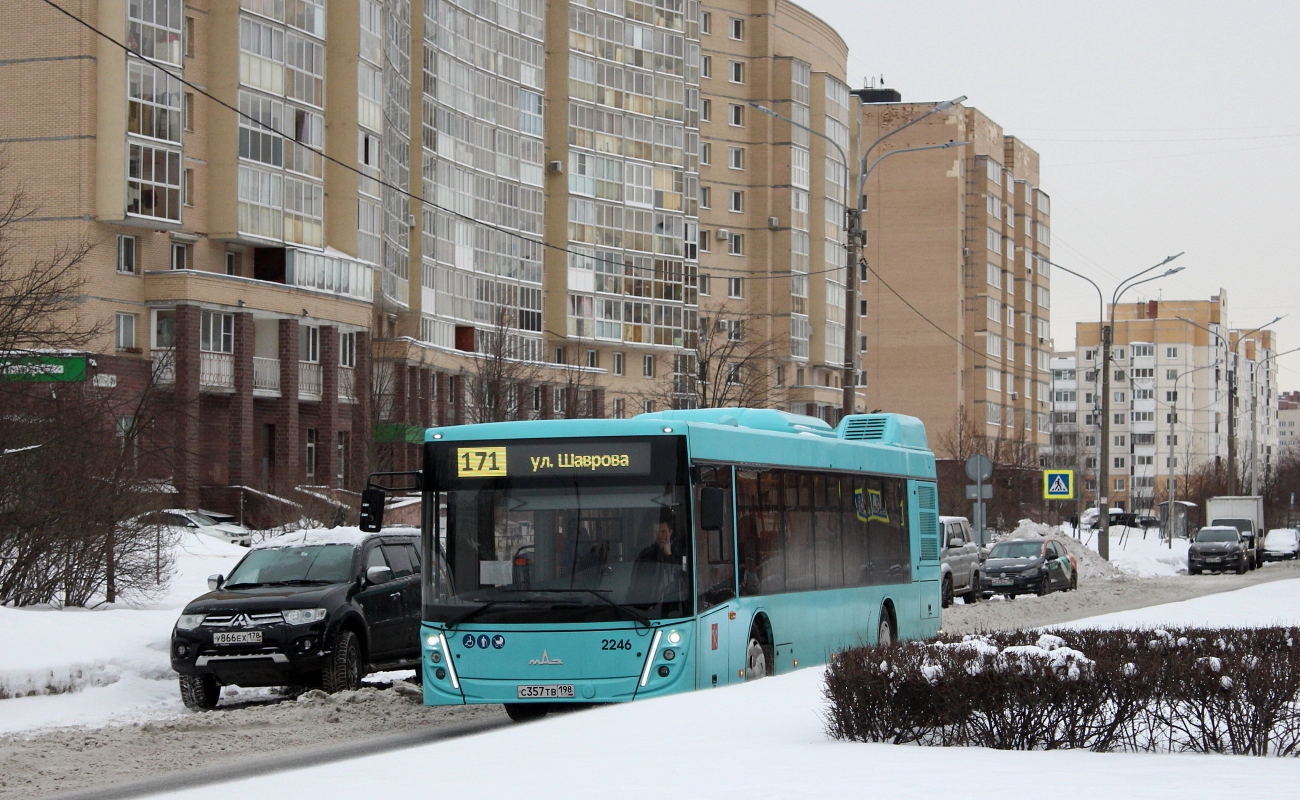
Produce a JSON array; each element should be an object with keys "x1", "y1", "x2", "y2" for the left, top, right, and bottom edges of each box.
[{"x1": 694, "y1": 469, "x2": 736, "y2": 689}]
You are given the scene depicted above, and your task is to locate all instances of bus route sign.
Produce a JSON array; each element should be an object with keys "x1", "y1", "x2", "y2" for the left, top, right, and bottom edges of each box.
[{"x1": 1043, "y1": 469, "x2": 1074, "y2": 500}]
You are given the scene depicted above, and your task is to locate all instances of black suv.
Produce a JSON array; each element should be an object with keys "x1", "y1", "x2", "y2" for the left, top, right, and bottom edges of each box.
[{"x1": 171, "y1": 527, "x2": 422, "y2": 710}]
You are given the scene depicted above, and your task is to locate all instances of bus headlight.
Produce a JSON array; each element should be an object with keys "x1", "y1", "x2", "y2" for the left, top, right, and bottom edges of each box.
[
  {"x1": 667, "y1": 630, "x2": 681, "y2": 645},
  {"x1": 430, "y1": 650, "x2": 442, "y2": 663},
  {"x1": 662, "y1": 649, "x2": 675, "y2": 661}
]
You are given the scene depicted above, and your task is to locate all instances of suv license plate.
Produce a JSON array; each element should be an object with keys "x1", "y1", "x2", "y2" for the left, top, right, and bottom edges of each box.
[
  {"x1": 213, "y1": 631, "x2": 263, "y2": 645},
  {"x1": 517, "y1": 684, "x2": 575, "y2": 699},
  {"x1": 992, "y1": 577, "x2": 1014, "y2": 586}
]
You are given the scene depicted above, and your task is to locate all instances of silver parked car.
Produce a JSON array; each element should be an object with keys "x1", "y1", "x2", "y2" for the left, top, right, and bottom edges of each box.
[{"x1": 939, "y1": 516, "x2": 982, "y2": 608}]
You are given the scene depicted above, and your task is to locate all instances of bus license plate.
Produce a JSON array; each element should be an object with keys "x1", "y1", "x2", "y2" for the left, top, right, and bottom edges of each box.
[
  {"x1": 517, "y1": 684, "x2": 574, "y2": 699},
  {"x1": 213, "y1": 631, "x2": 263, "y2": 645}
]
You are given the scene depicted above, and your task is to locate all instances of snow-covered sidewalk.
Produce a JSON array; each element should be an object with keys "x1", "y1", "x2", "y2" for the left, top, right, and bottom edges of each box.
[{"x1": 149, "y1": 579, "x2": 1300, "y2": 800}]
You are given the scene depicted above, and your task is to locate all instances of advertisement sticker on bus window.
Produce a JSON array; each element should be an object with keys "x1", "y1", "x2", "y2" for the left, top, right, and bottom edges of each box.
[{"x1": 855, "y1": 488, "x2": 888, "y2": 523}]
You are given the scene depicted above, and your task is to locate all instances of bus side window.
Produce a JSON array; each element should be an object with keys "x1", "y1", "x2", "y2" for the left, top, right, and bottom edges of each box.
[{"x1": 696, "y1": 468, "x2": 735, "y2": 610}]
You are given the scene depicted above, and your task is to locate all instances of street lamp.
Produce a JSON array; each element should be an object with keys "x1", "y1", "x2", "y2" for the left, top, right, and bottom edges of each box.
[
  {"x1": 1051, "y1": 254, "x2": 1184, "y2": 559},
  {"x1": 750, "y1": 96, "x2": 967, "y2": 416}
]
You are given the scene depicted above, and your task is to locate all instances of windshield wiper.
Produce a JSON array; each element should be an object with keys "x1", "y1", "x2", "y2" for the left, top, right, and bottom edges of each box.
[
  {"x1": 444, "y1": 600, "x2": 501, "y2": 629},
  {"x1": 222, "y1": 582, "x2": 263, "y2": 589},
  {"x1": 504, "y1": 588, "x2": 651, "y2": 628},
  {"x1": 273, "y1": 579, "x2": 335, "y2": 586}
]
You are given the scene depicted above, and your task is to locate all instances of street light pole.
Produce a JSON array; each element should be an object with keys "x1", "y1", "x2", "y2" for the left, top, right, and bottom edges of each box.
[
  {"x1": 1052, "y1": 255, "x2": 1184, "y2": 560},
  {"x1": 750, "y1": 97, "x2": 966, "y2": 417}
]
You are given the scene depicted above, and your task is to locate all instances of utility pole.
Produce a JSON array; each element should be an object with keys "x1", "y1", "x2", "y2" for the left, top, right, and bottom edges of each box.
[
  {"x1": 1227, "y1": 358, "x2": 1237, "y2": 495},
  {"x1": 842, "y1": 208, "x2": 861, "y2": 415},
  {"x1": 1098, "y1": 323, "x2": 1113, "y2": 560}
]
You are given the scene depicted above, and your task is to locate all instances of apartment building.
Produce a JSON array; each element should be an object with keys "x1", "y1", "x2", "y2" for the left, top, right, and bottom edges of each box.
[
  {"x1": 856, "y1": 97, "x2": 1053, "y2": 451},
  {"x1": 7, "y1": 0, "x2": 867, "y2": 511},
  {"x1": 1280, "y1": 391, "x2": 1300, "y2": 454},
  {"x1": 1056, "y1": 293, "x2": 1279, "y2": 511}
]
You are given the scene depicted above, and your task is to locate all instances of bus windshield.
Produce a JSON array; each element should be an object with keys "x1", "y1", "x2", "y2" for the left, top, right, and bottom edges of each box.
[{"x1": 426, "y1": 436, "x2": 691, "y2": 624}]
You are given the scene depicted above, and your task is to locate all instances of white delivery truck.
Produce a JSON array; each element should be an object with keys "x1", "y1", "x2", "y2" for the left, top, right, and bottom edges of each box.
[{"x1": 1205, "y1": 496, "x2": 1265, "y2": 570}]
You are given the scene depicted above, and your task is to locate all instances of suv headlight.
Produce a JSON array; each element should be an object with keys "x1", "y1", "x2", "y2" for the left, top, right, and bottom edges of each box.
[
  {"x1": 176, "y1": 614, "x2": 206, "y2": 630},
  {"x1": 283, "y1": 608, "x2": 328, "y2": 625}
]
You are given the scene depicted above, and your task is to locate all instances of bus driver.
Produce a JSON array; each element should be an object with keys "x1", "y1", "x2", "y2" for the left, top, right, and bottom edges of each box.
[{"x1": 629, "y1": 511, "x2": 687, "y2": 614}]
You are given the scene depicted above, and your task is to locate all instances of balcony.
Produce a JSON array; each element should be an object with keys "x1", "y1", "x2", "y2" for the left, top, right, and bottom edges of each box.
[
  {"x1": 144, "y1": 266, "x2": 372, "y2": 329},
  {"x1": 151, "y1": 349, "x2": 174, "y2": 384},
  {"x1": 299, "y1": 361, "x2": 322, "y2": 400},
  {"x1": 253, "y1": 357, "x2": 280, "y2": 395},
  {"x1": 200, "y1": 352, "x2": 235, "y2": 390}
]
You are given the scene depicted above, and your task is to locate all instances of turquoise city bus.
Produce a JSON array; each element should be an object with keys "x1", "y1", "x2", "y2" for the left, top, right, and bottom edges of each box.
[{"x1": 386, "y1": 408, "x2": 940, "y2": 720}]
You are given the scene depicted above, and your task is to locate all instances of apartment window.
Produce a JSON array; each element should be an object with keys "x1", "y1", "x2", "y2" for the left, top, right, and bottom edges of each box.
[
  {"x1": 1114, "y1": 457, "x2": 1126, "y2": 469},
  {"x1": 1133, "y1": 389, "x2": 1153, "y2": 400},
  {"x1": 987, "y1": 369, "x2": 1001, "y2": 392},
  {"x1": 726, "y1": 363, "x2": 742, "y2": 384},
  {"x1": 1114, "y1": 478, "x2": 1126, "y2": 492},
  {"x1": 586, "y1": 350, "x2": 598, "y2": 368},
  {"x1": 728, "y1": 190, "x2": 743, "y2": 212},
  {"x1": 199, "y1": 310, "x2": 233, "y2": 353},
  {"x1": 700, "y1": 11, "x2": 711, "y2": 34},
  {"x1": 612, "y1": 397, "x2": 625, "y2": 419},
  {"x1": 859, "y1": 299, "x2": 867, "y2": 316},
  {"x1": 115, "y1": 312, "x2": 136, "y2": 351},
  {"x1": 987, "y1": 263, "x2": 1002, "y2": 288},
  {"x1": 1114, "y1": 413, "x2": 1125, "y2": 425},
  {"x1": 986, "y1": 227, "x2": 1002, "y2": 254},
  {"x1": 1166, "y1": 347, "x2": 1179, "y2": 359},
  {"x1": 701, "y1": 55, "x2": 712, "y2": 79},
  {"x1": 1132, "y1": 344, "x2": 1154, "y2": 357},
  {"x1": 1114, "y1": 391, "x2": 1126, "y2": 403},
  {"x1": 1131, "y1": 411, "x2": 1155, "y2": 422},
  {"x1": 643, "y1": 355, "x2": 655, "y2": 378},
  {"x1": 701, "y1": 100, "x2": 711, "y2": 123},
  {"x1": 128, "y1": 61, "x2": 183, "y2": 143},
  {"x1": 986, "y1": 333, "x2": 1001, "y2": 357},
  {"x1": 127, "y1": 142, "x2": 182, "y2": 221},
  {"x1": 700, "y1": 186, "x2": 711, "y2": 208},
  {"x1": 728, "y1": 277, "x2": 743, "y2": 299},
  {"x1": 1084, "y1": 349, "x2": 1096, "y2": 362},
  {"x1": 116, "y1": 235, "x2": 137, "y2": 274},
  {"x1": 729, "y1": 17, "x2": 744, "y2": 40},
  {"x1": 1114, "y1": 348, "x2": 1126, "y2": 361},
  {"x1": 532, "y1": 387, "x2": 542, "y2": 411},
  {"x1": 1114, "y1": 370, "x2": 1126, "y2": 382},
  {"x1": 337, "y1": 432, "x2": 347, "y2": 488},
  {"x1": 723, "y1": 319, "x2": 743, "y2": 341},
  {"x1": 1167, "y1": 457, "x2": 1178, "y2": 469},
  {"x1": 1114, "y1": 435, "x2": 1126, "y2": 447},
  {"x1": 339, "y1": 331, "x2": 357, "y2": 367},
  {"x1": 700, "y1": 142, "x2": 711, "y2": 164},
  {"x1": 1165, "y1": 390, "x2": 1178, "y2": 402},
  {"x1": 729, "y1": 61, "x2": 744, "y2": 84},
  {"x1": 225, "y1": 251, "x2": 237, "y2": 275},
  {"x1": 612, "y1": 351, "x2": 624, "y2": 376},
  {"x1": 183, "y1": 168, "x2": 194, "y2": 206},
  {"x1": 1136, "y1": 455, "x2": 1154, "y2": 466},
  {"x1": 728, "y1": 104, "x2": 744, "y2": 127},
  {"x1": 555, "y1": 347, "x2": 565, "y2": 364},
  {"x1": 184, "y1": 16, "x2": 195, "y2": 58},
  {"x1": 305, "y1": 429, "x2": 317, "y2": 480},
  {"x1": 1166, "y1": 369, "x2": 1178, "y2": 381},
  {"x1": 728, "y1": 147, "x2": 745, "y2": 170},
  {"x1": 698, "y1": 275, "x2": 710, "y2": 295},
  {"x1": 184, "y1": 92, "x2": 194, "y2": 131},
  {"x1": 727, "y1": 233, "x2": 744, "y2": 255},
  {"x1": 1167, "y1": 434, "x2": 1179, "y2": 446},
  {"x1": 987, "y1": 297, "x2": 1001, "y2": 322},
  {"x1": 299, "y1": 325, "x2": 320, "y2": 362},
  {"x1": 170, "y1": 242, "x2": 189, "y2": 270},
  {"x1": 643, "y1": 399, "x2": 654, "y2": 414}
]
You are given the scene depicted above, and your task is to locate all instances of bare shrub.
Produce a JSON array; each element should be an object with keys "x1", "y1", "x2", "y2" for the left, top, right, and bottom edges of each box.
[{"x1": 825, "y1": 627, "x2": 1300, "y2": 756}]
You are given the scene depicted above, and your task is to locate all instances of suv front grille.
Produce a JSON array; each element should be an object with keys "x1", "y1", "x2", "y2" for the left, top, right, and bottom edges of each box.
[{"x1": 203, "y1": 611, "x2": 285, "y2": 627}]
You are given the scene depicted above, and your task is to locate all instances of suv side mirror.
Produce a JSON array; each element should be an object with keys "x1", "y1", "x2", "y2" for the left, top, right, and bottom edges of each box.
[
  {"x1": 208, "y1": 574, "x2": 224, "y2": 591},
  {"x1": 699, "y1": 487, "x2": 726, "y2": 531},
  {"x1": 948, "y1": 537, "x2": 965, "y2": 549},
  {"x1": 366, "y1": 565, "x2": 394, "y2": 585},
  {"x1": 1045, "y1": 551, "x2": 1059, "y2": 561},
  {"x1": 359, "y1": 488, "x2": 386, "y2": 532}
]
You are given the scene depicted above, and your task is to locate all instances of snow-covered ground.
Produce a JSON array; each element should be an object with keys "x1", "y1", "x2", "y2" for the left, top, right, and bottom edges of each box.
[
  {"x1": 148, "y1": 578, "x2": 1300, "y2": 800},
  {"x1": 0, "y1": 532, "x2": 248, "y2": 732},
  {"x1": 1015, "y1": 519, "x2": 1190, "y2": 578}
]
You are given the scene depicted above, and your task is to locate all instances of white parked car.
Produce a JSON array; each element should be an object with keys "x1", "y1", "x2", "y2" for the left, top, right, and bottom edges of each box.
[
  {"x1": 135, "y1": 509, "x2": 251, "y2": 547},
  {"x1": 1262, "y1": 528, "x2": 1300, "y2": 561}
]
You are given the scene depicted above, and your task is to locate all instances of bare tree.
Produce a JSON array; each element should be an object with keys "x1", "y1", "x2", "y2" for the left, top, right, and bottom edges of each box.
[
  {"x1": 649, "y1": 306, "x2": 787, "y2": 411},
  {"x1": 464, "y1": 306, "x2": 543, "y2": 423}
]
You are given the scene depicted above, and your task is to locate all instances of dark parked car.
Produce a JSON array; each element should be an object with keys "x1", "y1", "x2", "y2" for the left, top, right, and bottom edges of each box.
[
  {"x1": 981, "y1": 538, "x2": 1077, "y2": 598},
  {"x1": 1187, "y1": 525, "x2": 1249, "y2": 574},
  {"x1": 171, "y1": 527, "x2": 424, "y2": 710}
]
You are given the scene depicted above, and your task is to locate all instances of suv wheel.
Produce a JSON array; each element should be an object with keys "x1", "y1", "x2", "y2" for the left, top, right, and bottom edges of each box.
[
  {"x1": 940, "y1": 576, "x2": 953, "y2": 609},
  {"x1": 179, "y1": 673, "x2": 220, "y2": 711},
  {"x1": 964, "y1": 573, "x2": 981, "y2": 603},
  {"x1": 321, "y1": 630, "x2": 363, "y2": 693}
]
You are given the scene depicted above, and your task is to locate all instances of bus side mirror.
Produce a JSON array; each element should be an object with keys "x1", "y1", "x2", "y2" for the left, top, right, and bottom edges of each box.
[
  {"x1": 359, "y1": 488, "x2": 386, "y2": 533},
  {"x1": 699, "y1": 487, "x2": 726, "y2": 531}
]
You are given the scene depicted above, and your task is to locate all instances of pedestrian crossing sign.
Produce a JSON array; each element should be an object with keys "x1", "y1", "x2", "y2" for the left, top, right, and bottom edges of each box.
[{"x1": 1043, "y1": 470, "x2": 1074, "y2": 500}]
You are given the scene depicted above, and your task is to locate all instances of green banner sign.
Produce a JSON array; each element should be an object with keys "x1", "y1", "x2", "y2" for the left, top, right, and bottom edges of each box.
[{"x1": 0, "y1": 355, "x2": 88, "y2": 382}]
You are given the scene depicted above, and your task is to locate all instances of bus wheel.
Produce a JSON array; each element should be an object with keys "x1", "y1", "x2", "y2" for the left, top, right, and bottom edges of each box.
[
  {"x1": 504, "y1": 703, "x2": 550, "y2": 723},
  {"x1": 745, "y1": 619, "x2": 772, "y2": 681},
  {"x1": 877, "y1": 612, "x2": 894, "y2": 646}
]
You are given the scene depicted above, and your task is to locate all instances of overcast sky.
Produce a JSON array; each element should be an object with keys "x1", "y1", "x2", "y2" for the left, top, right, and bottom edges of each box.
[{"x1": 796, "y1": 0, "x2": 1300, "y2": 390}]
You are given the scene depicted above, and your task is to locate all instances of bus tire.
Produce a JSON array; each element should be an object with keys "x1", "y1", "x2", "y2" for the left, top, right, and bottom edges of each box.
[
  {"x1": 941, "y1": 575, "x2": 953, "y2": 609},
  {"x1": 745, "y1": 618, "x2": 773, "y2": 681},
  {"x1": 505, "y1": 703, "x2": 550, "y2": 722},
  {"x1": 877, "y1": 610, "x2": 894, "y2": 646}
]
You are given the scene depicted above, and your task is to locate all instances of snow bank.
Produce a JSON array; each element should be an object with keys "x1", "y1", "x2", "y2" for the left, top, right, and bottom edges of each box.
[
  {"x1": 1057, "y1": 576, "x2": 1300, "y2": 629},
  {"x1": 0, "y1": 533, "x2": 246, "y2": 719},
  {"x1": 1000, "y1": 519, "x2": 1121, "y2": 582}
]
